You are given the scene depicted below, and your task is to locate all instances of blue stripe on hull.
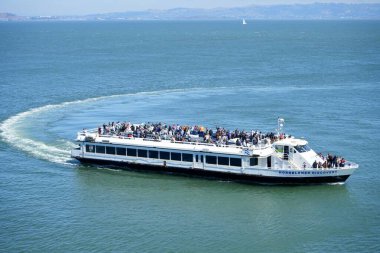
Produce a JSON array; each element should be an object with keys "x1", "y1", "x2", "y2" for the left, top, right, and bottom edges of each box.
[{"x1": 74, "y1": 157, "x2": 350, "y2": 185}]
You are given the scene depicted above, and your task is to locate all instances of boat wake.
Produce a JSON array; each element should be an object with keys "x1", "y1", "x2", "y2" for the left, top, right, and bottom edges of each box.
[
  {"x1": 0, "y1": 103, "x2": 82, "y2": 165},
  {"x1": 0, "y1": 88, "x2": 205, "y2": 165}
]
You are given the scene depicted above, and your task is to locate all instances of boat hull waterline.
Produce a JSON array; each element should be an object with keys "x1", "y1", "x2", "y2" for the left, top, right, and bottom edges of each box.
[{"x1": 74, "y1": 156, "x2": 352, "y2": 185}]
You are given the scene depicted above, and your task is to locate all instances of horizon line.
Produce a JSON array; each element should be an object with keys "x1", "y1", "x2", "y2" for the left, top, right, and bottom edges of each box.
[{"x1": 1, "y1": 2, "x2": 380, "y2": 17}]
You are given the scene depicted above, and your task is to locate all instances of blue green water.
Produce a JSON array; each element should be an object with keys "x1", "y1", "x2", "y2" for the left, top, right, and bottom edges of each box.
[{"x1": 0, "y1": 21, "x2": 379, "y2": 252}]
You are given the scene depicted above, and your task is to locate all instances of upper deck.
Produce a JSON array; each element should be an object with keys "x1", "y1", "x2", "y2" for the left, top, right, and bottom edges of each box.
[{"x1": 76, "y1": 130, "x2": 273, "y2": 157}]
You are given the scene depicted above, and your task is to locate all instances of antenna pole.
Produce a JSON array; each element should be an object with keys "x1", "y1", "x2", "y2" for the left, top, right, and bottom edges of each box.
[{"x1": 277, "y1": 117, "x2": 285, "y2": 136}]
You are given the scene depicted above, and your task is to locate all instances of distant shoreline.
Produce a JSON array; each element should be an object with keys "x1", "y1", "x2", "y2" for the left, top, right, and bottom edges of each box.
[
  {"x1": 1, "y1": 19, "x2": 380, "y2": 23},
  {"x1": 1, "y1": 3, "x2": 380, "y2": 21}
]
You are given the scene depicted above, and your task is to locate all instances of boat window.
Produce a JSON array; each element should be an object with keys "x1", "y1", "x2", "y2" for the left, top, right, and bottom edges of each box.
[
  {"x1": 218, "y1": 156, "x2": 229, "y2": 166},
  {"x1": 250, "y1": 157, "x2": 258, "y2": 166},
  {"x1": 160, "y1": 151, "x2": 170, "y2": 160},
  {"x1": 267, "y1": 156, "x2": 272, "y2": 168},
  {"x1": 230, "y1": 158, "x2": 242, "y2": 167},
  {"x1": 200, "y1": 155, "x2": 203, "y2": 163},
  {"x1": 138, "y1": 149, "x2": 148, "y2": 158},
  {"x1": 195, "y1": 155, "x2": 199, "y2": 163},
  {"x1": 127, "y1": 148, "x2": 137, "y2": 157},
  {"x1": 206, "y1": 155, "x2": 217, "y2": 165},
  {"x1": 86, "y1": 145, "x2": 95, "y2": 153},
  {"x1": 96, "y1": 145, "x2": 105, "y2": 154},
  {"x1": 106, "y1": 146, "x2": 116, "y2": 155},
  {"x1": 275, "y1": 145, "x2": 284, "y2": 153},
  {"x1": 294, "y1": 145, "x2": 311, "y2": 153},
  {"x1": 171, "y1": 152, "x2": 181, "y2": 161},
  {"x1": 182, "y1": 153, "x2": 193, "y2": 162},
  {"x1": 116, "y1": 147, "x2": 126, "y2": 156},
  {"x1": 149, "y1": 150, "x2": 158, "y2": 159}
]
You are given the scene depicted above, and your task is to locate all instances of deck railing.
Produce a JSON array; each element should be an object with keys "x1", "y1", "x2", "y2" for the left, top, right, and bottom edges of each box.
[{"x1": 77, "y1": 129, "x2": 271, "y2": 150}]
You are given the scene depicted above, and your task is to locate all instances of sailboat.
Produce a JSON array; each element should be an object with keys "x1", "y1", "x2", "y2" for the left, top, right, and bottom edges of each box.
[{"x1": 242, "y1": 19, "x2": 247, "y2": 25}]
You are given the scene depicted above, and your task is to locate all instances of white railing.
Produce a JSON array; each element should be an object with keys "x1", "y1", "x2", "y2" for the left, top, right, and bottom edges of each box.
[{"x1": 77, "y1": 129, "x2": 272, "y2": 151}]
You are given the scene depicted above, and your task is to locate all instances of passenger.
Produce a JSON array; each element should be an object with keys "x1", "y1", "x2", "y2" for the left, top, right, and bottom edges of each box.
[
  {"x1": 327, "y1": 153, "x2": 333, "y2": 168},
  {"x1": 312, "y1": 160, "x2": 318, "y2": 168},
  {"x1": 340, "y1": 157, "x2": 346, "y2": 167},
  {"x1": 97, "y1": 120, "x2": 300, "y2": 149}
]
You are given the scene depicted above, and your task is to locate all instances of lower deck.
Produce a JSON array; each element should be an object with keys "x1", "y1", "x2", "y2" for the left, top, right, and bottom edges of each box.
[{"x1": 73, "y1": 155, "x2": 351, "y2": 185}]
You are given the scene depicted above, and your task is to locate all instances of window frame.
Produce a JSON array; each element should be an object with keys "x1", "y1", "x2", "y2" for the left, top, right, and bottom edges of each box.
[
  {"x1": 138, "y1": 149, "x2": 148, "y2": 158},
  {"x1": 149, "y1": 150, "x2": 159, "y2": 159},
  {"x1": 230, "y1": 157, "x2": 242, "y2": 167},
  {"x1": 96, "y1": 145, "x2": 105, "y2": 154},
  {"x1": 182, "y1": 153, "x2": 193, "y2": 162},
  {"x1": 206, "y1": 155, "x2": 217, "y2": 165},
  {"x1": 160, "y1": 151, "x2": 170, "y2": 160},
  {"x1": 218, "y1": 156, "x2": 229, "y2": 166},
  {"x1": 171, "y1": 152, "x2": 181, "y2": 161},
  {"x1": 250, "y1": 157, "x2": 258, "y2": 166},
  {"x1": 106, "y1": 146, "x2": 116, "y2": 155},
  {"x1": 127, "y1": 148, "x2": 137, "y2": 157},
  {"x1": 86, "y1": 144, "x2": 95, "y2": 153},
  {"x1": 116, "y1": 147, "x2": 126, "y2": 156}
]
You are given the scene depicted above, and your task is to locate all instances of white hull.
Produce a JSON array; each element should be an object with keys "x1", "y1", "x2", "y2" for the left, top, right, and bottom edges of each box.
[{"x1": 71, "y1": 145, "x2": 356, "y2": 184}]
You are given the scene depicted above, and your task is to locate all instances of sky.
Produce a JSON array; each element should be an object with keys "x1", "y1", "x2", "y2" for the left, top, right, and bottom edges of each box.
[{"x1": 1, "y1": 0, "x2": 380, "y2": 16}]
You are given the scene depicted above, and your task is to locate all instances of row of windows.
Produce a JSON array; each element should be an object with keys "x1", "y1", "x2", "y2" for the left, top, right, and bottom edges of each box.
[
  {"x1": 86, "y1": 145, "x2": 193, "y2": 162},
  {"x1": 85, "y1": 144, "x2": 254, "y2": 167},
  {"x1": 205, "y1": 155, "x2": 242, "y2": 167}
]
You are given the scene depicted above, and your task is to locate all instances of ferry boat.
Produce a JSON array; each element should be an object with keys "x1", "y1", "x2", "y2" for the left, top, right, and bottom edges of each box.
[{"x1": 71, "y1": 119, "x2": 358, "y2": 184}]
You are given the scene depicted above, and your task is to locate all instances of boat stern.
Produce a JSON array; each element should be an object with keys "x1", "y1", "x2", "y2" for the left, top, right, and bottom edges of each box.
[{"x1": 71, "y1": 148, "x2": 82, "y2": 159}]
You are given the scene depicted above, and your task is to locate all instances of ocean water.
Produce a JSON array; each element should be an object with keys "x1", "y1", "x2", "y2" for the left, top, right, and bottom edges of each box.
[{"x1": 0, "y1": 21, "x2": 379, "y2": 252}]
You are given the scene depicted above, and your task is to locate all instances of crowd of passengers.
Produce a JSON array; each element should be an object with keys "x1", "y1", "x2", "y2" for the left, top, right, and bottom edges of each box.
[
  {"x1": 90, "y1": 122, "x2": 348, "y2": 168},
  {"x1": 312, "y1": 153, "x2": 346, "y2": 168},
  {"x1": 96, "y1": 121, "x2": 289, "y2": 147}
]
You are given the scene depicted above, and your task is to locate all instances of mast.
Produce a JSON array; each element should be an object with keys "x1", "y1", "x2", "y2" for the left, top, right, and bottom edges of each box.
[{"x1": 277, "y1": 117, "x2": 285, "y2": 136}]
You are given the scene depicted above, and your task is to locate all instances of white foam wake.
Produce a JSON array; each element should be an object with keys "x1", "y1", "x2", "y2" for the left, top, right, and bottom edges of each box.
[
  {"x1": 0, "y1": 104, "x2": 77, "y2": 165},
  {"x1": 0, "y1": 88, "x2": 205, "y2": 165}
]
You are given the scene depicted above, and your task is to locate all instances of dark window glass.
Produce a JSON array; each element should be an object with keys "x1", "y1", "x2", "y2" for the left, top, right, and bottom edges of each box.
[
  {"x1": 149, "y1": 150, "x2": 158, "y2": 159},
  {"x1": 230, "y1": 158, "x2": 242, "y2": 167},
  {"x1": 96, "y1": 145, "x2": 105, "y2": 154},
  {"x1": 127, "y1": 148, "x2": 137, "y2": 157},
  {"x1": 116, "y1": 147, "x2": 126, "y2": 156},
  {"x1": 200, "y1": 155, "x2": 203, "y2": 163},
  {"x1": 206, "y1": 155, "x2": 217, "y2": 164},
  {"x1": 138, "y1": 149, "x2": 148, "y2": 158},
  {"x1": 183, "y1": 153, "x2": 193, "y2": 162},
  {"x1": 294, "y1": 145, "x2": 311, "y2": 153},
  {"x1": 106, "y1": 146, "x2": 116, "y2": 155},
  {"x1": 171, "y1": 152, "x2": 181, "y2": 161},
  {"x1": 196, "y1": 155, "x2": 199, "y2": 162},
  {"x1": 218, "y1": 156, "x2": 229, "y2": 166},
  {"x1": 267, "y1": 156, "x2": 272, "y2": 167},
  {"x1": 250, "y1": 157, "x2": 258, "y2": 166},
  {"x1": 86, "y1": 145, "x2": 95, "y2": 153},
  {"x1": 160, "y1": 151, "x2": 170, "y2": 160}
]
